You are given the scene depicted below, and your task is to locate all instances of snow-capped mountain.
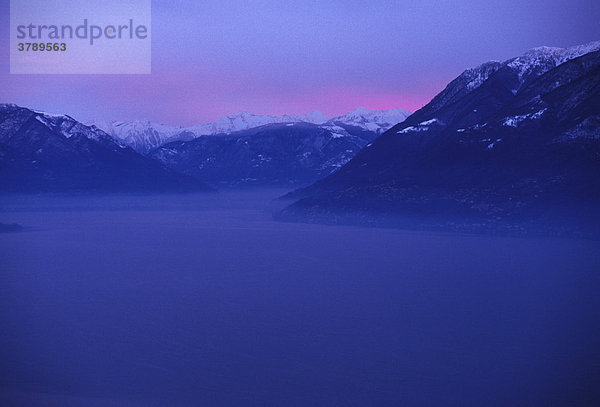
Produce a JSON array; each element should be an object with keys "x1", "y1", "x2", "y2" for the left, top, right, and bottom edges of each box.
[
  {"x1": 425, "y1": 40, "x2": 600, "y2": 115},
  {"x1": 90, "y1": 111, "x2": 332, "y2": 153},
  {"x1": 87, "y1": 119, "x2": 192, "y2": 154},
  {"x1": 1, "y1": 102, "x2": 412, "y2": 190},
  {"x1": 195, "y1": 112, "x2": 287, "y2": 134},
  {"x1": 2, "y1": 106, "x2": 123, "y2": 145},
  {"x1": 142, "y1": 107, "x2": 411, "y2": 187},
  {"x1": 284, "y1": 111, "x2": 330, "y2": 124},
  {"x1": 0, "y1": 104, "x2": 210, "y2": 192},
  {"x1": 279, "y1": 41, "x2": 600, "y2": 237},
  {"x1": 503, "y1": 41, "x2": 600, "y2": 93},
  {"x1": 328, "y1": 107, "x2": 411, "y2": 134},
  {"x1": 91, "y1": 108, "x2": 410, "y2": 154}
]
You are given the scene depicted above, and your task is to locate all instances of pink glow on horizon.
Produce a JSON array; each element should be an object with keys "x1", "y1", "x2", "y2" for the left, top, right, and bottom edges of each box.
[
  {"x1": 1, "y1": 0, "x2": 598, "y2": 126},
  {"x1": 0, "y1": 69, "x2": 440, "y2": 126}
]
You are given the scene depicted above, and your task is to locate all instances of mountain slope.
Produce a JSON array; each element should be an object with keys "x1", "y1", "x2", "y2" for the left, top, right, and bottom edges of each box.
[
  {"x1": 87, "y1": 120, "x2": 195, "y2": 154},
  {"x1": 0, "y1": 104, "x2": 211, "y2": 192},
  {"x1": 278, "y1": 42, "x2": 600, "y2": 236},
  {"x1": 150, "y1": 122, "x2": 375, "y2": 187}
]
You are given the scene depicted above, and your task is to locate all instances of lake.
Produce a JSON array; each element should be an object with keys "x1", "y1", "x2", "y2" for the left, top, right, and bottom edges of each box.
[{"x1": 1, "y1": 190, "x2": 599, "y2": 406}]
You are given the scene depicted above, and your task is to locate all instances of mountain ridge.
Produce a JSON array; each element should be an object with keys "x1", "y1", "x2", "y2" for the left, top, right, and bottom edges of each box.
[
  {"x1": 150, "y1": 121, "x2": 380, "y2": 188},
  {"x1": 277, "y1": 41, "x2": 600, "y2": 237},
  {"x1": 0, "y1": 104, "x2": 211, "y2": 193},
  {"x1": 90, "y1": 107, "x2": 411, "y2": 153}
]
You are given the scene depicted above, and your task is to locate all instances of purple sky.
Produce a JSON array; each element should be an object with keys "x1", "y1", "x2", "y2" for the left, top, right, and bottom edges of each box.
[{"x1": 1, "y1": 0, "x2": 599, "y2": 125}]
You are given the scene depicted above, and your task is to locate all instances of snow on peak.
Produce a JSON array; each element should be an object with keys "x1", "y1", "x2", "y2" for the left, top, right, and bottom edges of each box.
[
  {"x1": 33, "y1": 110, "x2": 72, "y2": 120},
  {"x1": 14, "y1": 109, "x2": 124, "y2": 146},
  {"x1": 330, "y1": 107, "x2": 411, "y2": 133},
  {"x1": 460, "y1": 61, "x2": 503, "y2": 91},
  {"x1": 0, "y1": 103, "x2": 21, "y2": 110},
  {"x1": 211, "y1": 111, "x2": 280, "y2": 133},
  {"x1": 87, "y1": 110, "x2": 333, "y2": 152},
  {"x1": 89, "y1": 119, "x2": 186, "y2": 150},
  {"x1": 559, "y1": 40, "x2": 600, "y2": 60},
  {"x1": 504, "y1": 40, "x2": 600, "y2": 91},
  {"x1": 93, "y1": 119, "x2": 184, "y2": 135},
  {"x1": 347, "y1": 107, "x2": 373, "y2": 116},
  {"x1": 282, "y1": 110, "x2": 329, "y2": 124},
  {"x1": 86, "y1": 107, "x2": 410, "y2": 152},
  {"x1": 449, "y1": 40, "x2": 600, "y2": 98},
  {"x1": 191, "y1": 110, "x2": 331, "y2": 135},
  {"x1": 523, "y1": 41, "x2": 600, "y2": 65}
]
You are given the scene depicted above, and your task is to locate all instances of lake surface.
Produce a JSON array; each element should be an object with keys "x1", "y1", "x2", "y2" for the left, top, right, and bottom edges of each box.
[{"x1": 1, "y1": 191, "x2": 599, "y2": 406}]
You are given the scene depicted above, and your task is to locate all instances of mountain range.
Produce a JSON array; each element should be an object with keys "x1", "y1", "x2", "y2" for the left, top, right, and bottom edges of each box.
[
  {"x1": 0, "y1": 105, "x2": 410, "y2": 191},
  {"x1": 0, "y1": 104, "x2": 210, "y2": 192},
  {"x1": 2, "y1": 39, "x2": 599, "y2": 237},
  {"x1": 278, "y1": 41, "x2": 600, "y2": 237},
  {"x1": 89, "y1": 108, "x2": 411, "y2": 154}
]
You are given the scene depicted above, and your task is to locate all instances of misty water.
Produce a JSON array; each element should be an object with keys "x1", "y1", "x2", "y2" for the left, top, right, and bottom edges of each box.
[{"x1": 1, "y1": 190, "x2": 599, "y2": 406}]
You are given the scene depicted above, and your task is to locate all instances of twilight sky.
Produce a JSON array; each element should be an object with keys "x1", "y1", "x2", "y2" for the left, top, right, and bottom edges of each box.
[{"x1": 1, "y1": 0, "x2": 599, "y2": 125}]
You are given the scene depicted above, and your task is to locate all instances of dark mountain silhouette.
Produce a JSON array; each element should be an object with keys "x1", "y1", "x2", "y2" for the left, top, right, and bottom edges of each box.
[
  {"x1": 0, "y1": 104, "x2": 211, "y2": 193},
  {"x1": 150, "y1": 122, "x2": 380, "y2": 187},
  {"x1": 278, "y1": 42, "x2": 600, "y2": 237}
]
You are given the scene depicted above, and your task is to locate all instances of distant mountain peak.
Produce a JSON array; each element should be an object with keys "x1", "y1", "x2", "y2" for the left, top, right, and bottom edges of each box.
[
  {"x1": 87, "y1": 107, "x2": 410, "y2": 153},
  {"x1": 347, "y1": 107, "x2": 372, "y2": 115},
  {"x1": 330, "y1": 107, "x2": 411, "y2": 133},
  {"x1": 282, "y1": 111, "x2": 329, "y2": 124}
]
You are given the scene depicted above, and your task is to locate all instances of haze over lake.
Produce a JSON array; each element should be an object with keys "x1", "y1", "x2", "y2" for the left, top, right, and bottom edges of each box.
[{"x1": 1, "y1": 191, "x2": 599, "y2": 406}]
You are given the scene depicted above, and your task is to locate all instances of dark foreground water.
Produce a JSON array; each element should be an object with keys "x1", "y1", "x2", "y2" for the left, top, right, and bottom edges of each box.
[{"x1": 1, "y1": 191, "x2": 599, "y2": 406}]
